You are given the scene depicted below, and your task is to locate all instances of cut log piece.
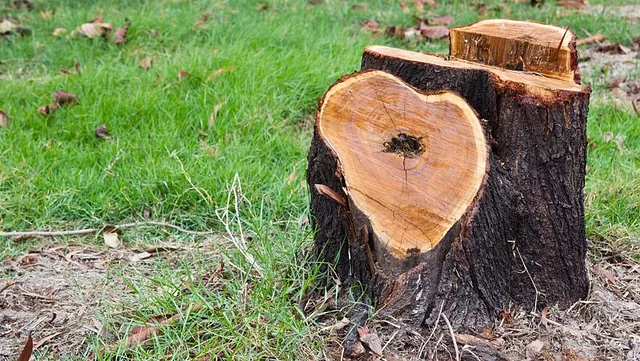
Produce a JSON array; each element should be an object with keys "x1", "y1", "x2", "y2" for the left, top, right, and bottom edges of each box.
[
  {"x1": 307, "y1": 19, "x2": 590, "y2": 334},
  {"x1": 450, "y1": 19, "x2": 579, "y2": 82}
]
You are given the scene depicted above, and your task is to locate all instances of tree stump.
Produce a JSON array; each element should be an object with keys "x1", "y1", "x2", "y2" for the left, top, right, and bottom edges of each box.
[{"x1": 307, "y1": 20, "x2": 591, "y2": 333}]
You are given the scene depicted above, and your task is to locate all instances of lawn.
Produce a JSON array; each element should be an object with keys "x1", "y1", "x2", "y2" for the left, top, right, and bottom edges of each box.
[{"x1": 1, "y1": 0, "x2": 639, "y2": 359}]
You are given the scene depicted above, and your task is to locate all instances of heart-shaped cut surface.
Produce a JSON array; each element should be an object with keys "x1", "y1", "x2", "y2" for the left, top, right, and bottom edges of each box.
[{"x1": 317, "y1": 71, "x2": 488, "y2": 258}]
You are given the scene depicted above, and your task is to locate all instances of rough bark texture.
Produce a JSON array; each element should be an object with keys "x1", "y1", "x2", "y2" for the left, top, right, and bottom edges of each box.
[{"x1": 307, "y1": 45, "x2": 590, "y2": 334}]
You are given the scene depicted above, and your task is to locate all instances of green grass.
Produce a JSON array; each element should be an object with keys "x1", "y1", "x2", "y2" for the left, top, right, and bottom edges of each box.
[{"x1": 1, "y1": 0, "x2": 639, "y2": 359}]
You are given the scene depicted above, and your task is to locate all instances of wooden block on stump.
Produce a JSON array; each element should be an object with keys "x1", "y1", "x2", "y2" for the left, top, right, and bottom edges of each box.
[{"x1": 307, "y1": 19, "x2": 590, "y2": 333}]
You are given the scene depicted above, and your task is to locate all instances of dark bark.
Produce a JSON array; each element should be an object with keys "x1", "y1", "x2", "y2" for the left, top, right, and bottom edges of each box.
[{"x1": 307, "y1": 46, "x2": 590, "y2": 334}]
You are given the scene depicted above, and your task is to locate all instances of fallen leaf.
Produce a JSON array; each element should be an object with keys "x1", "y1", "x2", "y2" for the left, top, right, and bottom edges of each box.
[
  {"x1": 286, "y1": 169, "x2": 296, "y2": 185},
  {"x1": 499, "y1": 309, "x2": 514, "y2": 324},
  {"x1": 0, "y1": 110, "x2": 9, "y2": 127},
  {"x1": 178, "y1": 70, "x2": 191, "y2": 81},
  {"x1": 139, "y1": 57, "x2": 153, "y2": 70},
  {"x1": 40, "y1": 10, "x2": 54, "y2": 20},
  {"x1": 95, "y1": 124, "x2": 111, "y2": 140},
  {"x1": 526, "y1": 339, "x2": 545, "y2": 355},
  {"x1": 38, "y1": 103, "x2": 58, "y2": 115},
  {"x1": 71, "y1": 15, "x2": 112, "y2": 38},
  {"x1": 121, "y1": 303, "x2": 202, "y2": 348},
  {"x1": 349, "y1": 340, "x2": 366, "y2": 357},
  {"x1": 206, "y1": 66, "x2": 235, "y2": 82},
  {"x1": 603, "y1": 131, "x2": 613, "y2": 142},
  {"x1": 257, "y1": 3, "x2": 268, "y2": 11},
  {"x1": 193, "y1": 13, "x2": 210, "y2": 28},
  {"x1": 593, "y1": 264, "x2": 617, "y2": 284},
  {"x1": 431, "y1": 15, "x2": 453, "y2": 25},
  {"x1": 352, "y1": 4, "x2": 367, "y2": 11},
  {"x1": 130, "y1": 251, "x2": 153, "y2": 263},
  {"x1": 52, "y1": 28, "x2": 67, "y2": 36},
  {"x1": 362, "y1": 19, "x2": 380, "y2": 34},
  {"x1": 357, "y1": 327, "x2": 383, "y2": 356},
  {"x1": 114, "y1": 18, "x2": 131, "y2": 45},
  {"x1": 0, "y1": 19, "x2": 31, "y2": 36},
  {"x1": 53, "y1": 91, "x2": 78, "y2": 106},
  {"x1": 606, "y1": 77, "x2": 626, "y2": 89},
  {"x1": 576, "y1": 34, "x2": 605, "y2": 46},
  {"x1": 320, "y1": 317, "x2": 350, "y2": 333},
  {"x1": 147, "y1": 29, "x2": 159, "y2": 37},
  {"x1": 104, "y1": 232, "x2": 121, "y2": 248},
  {"x1": 208, "y1": 100, "x2": 226, "y2": 128},
  {"x1": 557, "y1": 0, "x2": 588, "y2": 9},
  {"x1": 16, "y1": 332, "x2": 33, "y2": 361},
  {"x1": 595, "y1": 43, "x2": 631, "y2": 54},
  {"x1": 420, "y1": 25, "x2": 449, "y2": 39},
  {"x1": 540, "y1": 307, "x2": 550, "y2": 327},
  {"x1": 314, "y1": 184, "x2": 346, "y2": 207}
]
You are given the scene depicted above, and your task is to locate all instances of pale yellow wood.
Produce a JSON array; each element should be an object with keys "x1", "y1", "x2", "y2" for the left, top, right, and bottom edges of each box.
[
  {"x1": 365, "y1": 45, "x2": 586, "y2": 100},
  {"x1": 450, "y1": 19, "x2": 577, "y2": 82},
  {"x1": 318, "y1": 71, "x2": 487, "y2": 258}
]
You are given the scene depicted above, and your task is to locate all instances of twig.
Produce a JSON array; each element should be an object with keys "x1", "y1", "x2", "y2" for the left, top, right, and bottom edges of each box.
[
  {"x1": 0, "y1": 221, "x2": 222, "y2": 238},
  {"x1": 442, "y1": 313, "x2": 460, "y2": 361},
  {"x1": 530, "y1": 311, "x2": 563, "y2": 328},
  {"x1": 514, "y1": 244, "x2": 540, "y2": 311}
]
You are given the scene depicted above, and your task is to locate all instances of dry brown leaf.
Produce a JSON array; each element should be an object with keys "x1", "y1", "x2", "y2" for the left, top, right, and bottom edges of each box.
[
  {"x1": 95, "y1": 124, "x2": 111, "y2": 140},
  {"x1": 593, "y1": 264, "x2": 617, "y2": 284},
  {"x1": 286, "y1": 169, "x2": 296, "y2": 185},
  {"x1": 499, "y1": 309, "x2": 514, "y2": 324},
  {"x1": 40, "y1": 10, "x2": 54, "y2": 20},
  {"x1": 596, "y1": 43, "x2": 631, "y2": 54},
  {"x1": 147, "y1": 29, "x2": 159, "y2": 37},
  {"x1": 0, "y1": 19, "x2": 31, "y2": 36},
  {"x1": 199, "y1": 138, "x2": 218, "y2": 155},
  {"x1": 320, "y1": 317, "x2": 350, "y2": 333},
  {"x1": 314, "y1": 184, "x2": 346, "y2": 207},
  {"x1": 130, "y1": 252, "x2": 152, "y2": 263},
  {"x1": 139, "y1": 57, "x2": 153, "y2": 70},
  {"x1": 38, "y1": 103, "x2": 58, "y2": 115},
  {"x1": 257, "y1": 3, "x2": 268, "y2": 11},
  {"x1": 603, "y1": 131, "x2": 613, "y2": 142},
  {"x1": 576, "y1": 34, "x2": 605, "y2": 46},
  {"x1": 193, "y1": 13, "x2": 210, "y2": 28},
  {"x1": 16, "y1": 332, "x2": 33, "y2": 361},
  {"x1": 557, "y1": 0, "x2": 588, "y2": 9},
  {"x1": 208, "y1": 100, "x2": 226, "y2": 128},
  {"x1": 53, "y1": 91, "x2": 78, "y2": 106},
  {"x1": 0, "y1": 110, "x2": 9, "y2": 128},
  {"x1": 103, "y1": 232, "x2": 121, "y2": 248},
  {"x1": 526, "y1": 339, "x2": 545, "y2": 355},
  {"x1": 420, "y1": 25, "x2": 449, "y2": 39},
  {"x1": 431, "y1": 15, "x2": 453, "y2": 25},
  {"x1": 72, "y1": 16, "x2": 112, "y2": 38},
  {"x1": 52, "y1": 28, "x2": 67, "y2": 36},
  {"x1": 121, "y1": 303, "x2": 202, "y2": 348},
  {"x1": 540, "y1": 306, "x2": 550, "y2": 327},
  {"x1": 362, "y1": 19, "x2": 380, "y2": 34},
  {"x1": 114, "y1": 18, "x2": 130, "y2": 45},
  {"x1": 178, "y1": 70, "x2": 191, "y2": 82},
  {"x1": 206, "y1": 66, "x2": 235, "y2": 82},
  {"x1": 357, "y1": 327, "x2": 383, "y2": 356},
  {"x1": 606, "y1": 77, "x2": 626, "y2": 89}
]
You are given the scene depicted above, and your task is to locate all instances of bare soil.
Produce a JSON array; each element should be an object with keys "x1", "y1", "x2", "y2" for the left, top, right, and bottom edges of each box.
[{"x1": 0, "y1": 239, "x2": 222, "y2": 360}]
